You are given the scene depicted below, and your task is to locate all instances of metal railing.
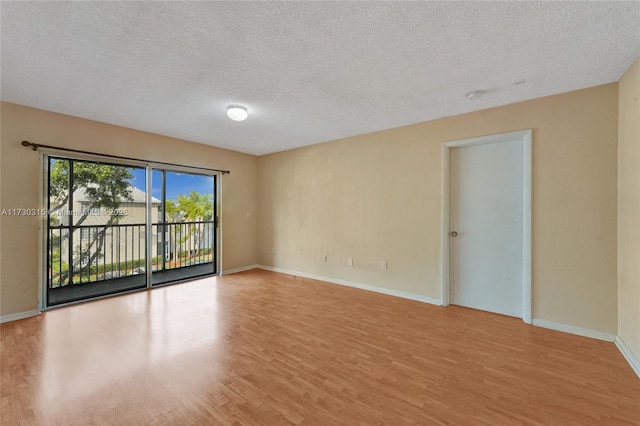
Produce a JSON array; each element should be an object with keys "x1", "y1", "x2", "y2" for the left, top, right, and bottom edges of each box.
[
  {"x1": 48, "y1": 220, "x2": 215, "y2": 288},
  {"x1": 154, "y1": 221, "x2": 216, "y2": 272}
]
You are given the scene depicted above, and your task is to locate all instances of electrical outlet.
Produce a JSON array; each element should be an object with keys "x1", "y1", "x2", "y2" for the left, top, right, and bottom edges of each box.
[
  {"x1": 381, "y1": 261, "x2": 388, "y2": 270},
  {"x1": 347, "y1": 257, "x2": 353, "y2": 266},
  {"x1": 322, "y1": 255, "x2": 327, "y2": 262}
]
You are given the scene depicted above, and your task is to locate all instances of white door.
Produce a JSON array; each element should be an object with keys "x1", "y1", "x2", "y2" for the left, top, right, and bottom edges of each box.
[{"x1": 449, "y1": 138, "x2": 524, "y2": 318}]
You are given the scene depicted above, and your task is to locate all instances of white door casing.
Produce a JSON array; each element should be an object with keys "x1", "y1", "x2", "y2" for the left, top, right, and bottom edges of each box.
[{"x1": 441, "y1": 130, "x2": 532, "y2": 323}]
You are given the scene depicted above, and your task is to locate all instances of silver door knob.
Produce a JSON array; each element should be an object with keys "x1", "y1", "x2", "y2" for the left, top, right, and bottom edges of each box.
[{"x1": 450, "y1": 231, "x2": 458, "y2": 237}]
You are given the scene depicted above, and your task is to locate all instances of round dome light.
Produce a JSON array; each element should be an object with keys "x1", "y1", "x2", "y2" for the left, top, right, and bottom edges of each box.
[{"x1": 226, "y1": 105, "x2": 248, "y2": 121}]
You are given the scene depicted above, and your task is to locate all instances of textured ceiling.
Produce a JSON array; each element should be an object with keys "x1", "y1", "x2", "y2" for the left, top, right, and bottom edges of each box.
[{"x1": 2, "y1": 2, "x2": 639, "y2": 156}]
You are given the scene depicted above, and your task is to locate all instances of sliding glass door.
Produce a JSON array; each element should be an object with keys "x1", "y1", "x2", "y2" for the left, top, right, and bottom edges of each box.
[{"x1": 45, "y1": 156, "x2": 217, "y2": 307}]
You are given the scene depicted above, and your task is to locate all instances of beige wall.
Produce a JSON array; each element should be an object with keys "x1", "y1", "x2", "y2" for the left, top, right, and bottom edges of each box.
[
  {"x1": 0, "y1": 102, "x2": 259, "y2": 316},
  {"x1": 618, "y1": 57, "x2": 640, "y2": 359},
  {"x1": 258, "y1": 84, "x2": 619, "y2": 334},
  {"x1": 0, "y1": 82, "x2": 623, "y2": 337}
]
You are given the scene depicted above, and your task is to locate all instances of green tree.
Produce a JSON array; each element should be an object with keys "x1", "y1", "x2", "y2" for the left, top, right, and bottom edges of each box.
[
  {"x1": 165, "y1": 191, "x2": 213, "y2": 261},
  {"x1": 50, "y1": 160, "x2": 134, "y2": 227},
  {"x1": 49, "y1": 159, "x2": 134, "y2": 283},
  {"x1": 176, "y1": 192, "x2": 214, "y2": 221}
]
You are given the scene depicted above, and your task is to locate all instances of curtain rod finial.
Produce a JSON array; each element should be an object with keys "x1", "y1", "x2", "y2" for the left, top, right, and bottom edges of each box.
[{"x1": 21, "y1": 140, "x2": 38, "y2": 151}]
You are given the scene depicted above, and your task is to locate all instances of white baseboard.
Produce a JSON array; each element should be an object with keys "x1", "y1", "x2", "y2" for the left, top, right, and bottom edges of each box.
[
  {"x1": 615, "y1": 337, "x2": 640, "y2": 379},
  {"x1": 222, "y1": 264, "x2": 259, "y2": 275},
  {"x1": 0, "y1": 309, "x2": 40, "y2": 324},
  {"x1": 531, "y1": 318, "x2": 617, "y2": 342},
  {"x1": 257, "y1": 265, "x2": 442, "y2": 306}
]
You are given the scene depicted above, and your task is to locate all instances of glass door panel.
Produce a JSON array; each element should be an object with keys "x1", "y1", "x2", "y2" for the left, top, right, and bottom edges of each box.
[
  {"x1": 151, "y1": 170, "x2": 216, "y2": 286},
  {"x1": 46, "y1": 157, "x2": 147, "y2": 306}
]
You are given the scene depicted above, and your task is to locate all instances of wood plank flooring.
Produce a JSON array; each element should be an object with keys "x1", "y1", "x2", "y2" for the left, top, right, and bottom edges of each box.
[{"x1": 1, "y1": 269, "x2": 639, "y2": 425}]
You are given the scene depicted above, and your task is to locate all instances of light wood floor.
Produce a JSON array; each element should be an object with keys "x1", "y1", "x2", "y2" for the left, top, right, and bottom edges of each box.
[{"x1": 1, "y1": 269, "x2": 639, "y2": 425}]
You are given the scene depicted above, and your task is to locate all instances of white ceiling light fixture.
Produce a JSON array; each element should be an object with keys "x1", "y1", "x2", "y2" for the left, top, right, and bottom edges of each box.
[{"x1": 226, "y1": 105, "x2": 248, "y2": 121}]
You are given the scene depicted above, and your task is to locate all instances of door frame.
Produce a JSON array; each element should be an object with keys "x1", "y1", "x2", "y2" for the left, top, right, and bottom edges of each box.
[{"x1": 441, "y1": 129, "x2": 532, "y2": 324}]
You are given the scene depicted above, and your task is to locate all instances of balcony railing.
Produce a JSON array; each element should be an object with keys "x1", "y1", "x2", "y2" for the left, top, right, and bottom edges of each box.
[{"x1": 48, "y1": 220, "x2": 215, "y2": 289}]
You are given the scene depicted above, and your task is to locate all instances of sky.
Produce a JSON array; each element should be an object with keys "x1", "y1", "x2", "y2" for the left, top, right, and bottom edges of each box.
[
  {"x1": 48, "y1": 158, "x2": 213, "y2": 203},
  {"x1": 130, "y1": 168, "x2": 214, "y2": 202}
]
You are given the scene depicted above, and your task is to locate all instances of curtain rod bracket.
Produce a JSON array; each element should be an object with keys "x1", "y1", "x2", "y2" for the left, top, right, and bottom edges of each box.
[{"x1": 20, "y1": 140, "x2": 231, "y2": 174}]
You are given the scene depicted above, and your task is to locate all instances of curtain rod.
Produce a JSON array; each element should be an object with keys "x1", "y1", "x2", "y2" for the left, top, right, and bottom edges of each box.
[{"x1": 21, "y1": 140, "x2": 231, "y2": 175}]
